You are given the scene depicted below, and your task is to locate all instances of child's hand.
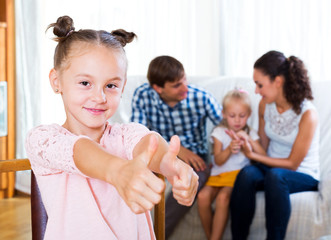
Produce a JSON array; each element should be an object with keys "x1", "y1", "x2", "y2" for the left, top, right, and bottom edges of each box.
[
  {"x1": 236, "y1": 130, "x2": 249, "y2": 142},
  {"x1": 113, "y1": 136, "x2": 166, "y2": 214},
  {"x1": 225, "y1": 129, "x2": 242, "y2": 154},
  {"x1": 229, "y1": 139, "x2": 242, "y2": 154},
  {"x1": 160, "y1": 135, "x2": 199, "y2": 206}
]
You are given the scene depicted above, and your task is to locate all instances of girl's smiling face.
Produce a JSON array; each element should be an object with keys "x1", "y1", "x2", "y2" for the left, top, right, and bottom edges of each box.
[{"x1": 50, "y1": 44, "x2": 127, "y2": 138}]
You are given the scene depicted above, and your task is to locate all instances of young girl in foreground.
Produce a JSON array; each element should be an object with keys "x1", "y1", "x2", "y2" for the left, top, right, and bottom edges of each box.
[
  {"x1": 25, "y1": 16, "x2": 198, "y2": 240},
  {"x1": 197, "y1": 89, "x2": 265, "y2": 240},
  {"x1": 230, "y1": 51, "x2": 320, "y2": 240}
]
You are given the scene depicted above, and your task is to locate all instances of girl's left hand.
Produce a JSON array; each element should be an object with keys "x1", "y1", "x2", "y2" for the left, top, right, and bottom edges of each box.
[{"x1": 160, "y1": 135, "x2": 199, "y2": 206}]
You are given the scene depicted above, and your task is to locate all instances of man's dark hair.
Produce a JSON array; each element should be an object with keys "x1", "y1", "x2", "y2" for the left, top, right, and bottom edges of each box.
[{"x1": 147, "y1": 55, "x2": 184, "y2": 87}]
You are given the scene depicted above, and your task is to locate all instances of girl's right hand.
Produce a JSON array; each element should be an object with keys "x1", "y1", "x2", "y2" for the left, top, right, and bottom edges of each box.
[{"x1": 112, "y1": 136, "x2": 166, "y2": 214}]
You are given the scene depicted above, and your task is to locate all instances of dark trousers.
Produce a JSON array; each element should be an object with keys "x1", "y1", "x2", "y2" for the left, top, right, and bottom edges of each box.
[
  {"x1": 165, "y1": 154, "x2": 210, "y2": 239},
  {"x1": 230, "y1": 163, "x2": 319, "y2": 240}
]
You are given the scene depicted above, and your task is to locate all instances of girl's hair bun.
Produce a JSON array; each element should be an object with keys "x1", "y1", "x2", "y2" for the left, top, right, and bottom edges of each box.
[
  {"x1": 111, "y1": 29, "x2": 137, "y2": 47},
  {"x1": 48, "y1": 15, "x2": 137, "y2": 72},
  {"x1": 47, "y1": 15, "x2": 75, "y2": 41}
]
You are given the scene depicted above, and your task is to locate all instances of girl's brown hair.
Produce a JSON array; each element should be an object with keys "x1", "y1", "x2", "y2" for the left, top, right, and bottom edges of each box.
[{"x1": 47, "y1": 15, "x2": 137, "y2": 73}]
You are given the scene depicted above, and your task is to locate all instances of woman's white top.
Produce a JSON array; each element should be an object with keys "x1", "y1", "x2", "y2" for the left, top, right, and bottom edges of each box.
[
  {"x1": 264, "y1": 100, "x2": 320, "y2": 180},
  {"x1": 210, "y1": 126, "x2": 259, "y2": 176}
]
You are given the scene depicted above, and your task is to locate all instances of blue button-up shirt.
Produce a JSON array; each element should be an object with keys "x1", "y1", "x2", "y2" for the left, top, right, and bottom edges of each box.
[{"x1": 131, "y1": 83, "x2": 222, "y2": 155}]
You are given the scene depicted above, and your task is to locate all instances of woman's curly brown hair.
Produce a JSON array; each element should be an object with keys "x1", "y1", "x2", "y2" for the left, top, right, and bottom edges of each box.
[{"x1": 254, "y1": 50, "x2": 313, "y2": 114}]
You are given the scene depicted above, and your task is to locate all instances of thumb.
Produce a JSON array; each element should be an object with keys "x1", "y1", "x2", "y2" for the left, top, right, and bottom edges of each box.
[
  {"x1": 168, "y1": 135, "x2": 181, "y2": 158},
  {"x1": 168, "y1": 135, "x2": 189, "y2": 182},
  {"x1": 140, "y1": 134, "x2": 159, "y2": 166},
  {"x1": 160, "y1": 135, "x2": 181, "y2": 180}
]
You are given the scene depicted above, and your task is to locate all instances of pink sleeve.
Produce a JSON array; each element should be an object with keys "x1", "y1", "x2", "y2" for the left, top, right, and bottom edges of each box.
[
  {"x1": 121, "y1": 123, "x2": 152, "y2": 160},
  {"x1": 25, "y1": 124, "x2": 88, "y2": 176}
]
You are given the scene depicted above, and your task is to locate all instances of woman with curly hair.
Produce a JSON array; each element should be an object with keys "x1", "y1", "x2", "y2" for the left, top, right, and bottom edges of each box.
[{"x1": 229, "y1": 50, "x2": 320, "y2": 240}]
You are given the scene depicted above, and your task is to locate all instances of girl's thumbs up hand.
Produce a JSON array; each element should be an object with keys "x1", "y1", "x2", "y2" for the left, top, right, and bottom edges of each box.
[
  {"x1": 160, "y1": 135, "x2": 199, "y2": 206},
  {"x1": 113, "y1": 134, "x2": 165, "y2": 214}
]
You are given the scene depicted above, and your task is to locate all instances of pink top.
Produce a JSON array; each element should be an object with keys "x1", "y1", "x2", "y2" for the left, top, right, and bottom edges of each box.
[{"x1": 25, "y1": 123, "x2": 156, "y2": 240}]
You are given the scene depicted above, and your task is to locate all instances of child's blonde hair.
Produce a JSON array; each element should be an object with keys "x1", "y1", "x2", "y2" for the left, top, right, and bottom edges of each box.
[{"x1": 219, "y1": 88, "x2": 252, "y2": 133}]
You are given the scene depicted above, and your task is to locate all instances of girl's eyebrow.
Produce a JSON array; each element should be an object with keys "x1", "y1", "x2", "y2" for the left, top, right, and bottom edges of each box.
[
  {"x1": 109, "y1": 77, "x2": 123, "y2": 81},
  {"x1": 75, "y1": 73, "x2": 92, "y2": 78},
  {"x1": 75, "y1": 73, "x2": 123, "y2": 81}
]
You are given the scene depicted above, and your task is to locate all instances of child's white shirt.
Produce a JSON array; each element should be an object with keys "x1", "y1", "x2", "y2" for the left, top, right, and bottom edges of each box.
[{"x1": 210, "y1": 126, "x2": 259, "y2": 176}]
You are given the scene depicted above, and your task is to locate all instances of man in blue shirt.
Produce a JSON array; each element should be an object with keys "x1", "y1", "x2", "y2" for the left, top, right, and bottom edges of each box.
[{"x1": 131, "y1": 55, "x2": 222, "y2": 238}]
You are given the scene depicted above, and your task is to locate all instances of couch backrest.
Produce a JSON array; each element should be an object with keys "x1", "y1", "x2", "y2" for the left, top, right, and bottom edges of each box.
[{"x1": 113, "y1": 76, "x2": 331, "y2": 179}]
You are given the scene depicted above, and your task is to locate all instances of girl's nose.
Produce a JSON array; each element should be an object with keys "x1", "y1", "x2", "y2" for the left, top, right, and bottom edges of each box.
[{"x1": 92, "y1": 88, "x2": 106, "y2": 103}]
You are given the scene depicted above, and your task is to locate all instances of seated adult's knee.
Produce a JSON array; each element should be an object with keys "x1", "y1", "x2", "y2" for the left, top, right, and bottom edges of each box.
[
  {"x1": 236, "y1": 165, "x2": 259, "y2": 183},
  {"x1": 265, "y1": 168, "x2": 287, "y2": 187}
]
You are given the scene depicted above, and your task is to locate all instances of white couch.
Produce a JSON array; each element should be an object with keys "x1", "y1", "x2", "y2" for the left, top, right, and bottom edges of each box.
[{"x1": 112, "y1": 76, "x2": 331, "y2": 240}]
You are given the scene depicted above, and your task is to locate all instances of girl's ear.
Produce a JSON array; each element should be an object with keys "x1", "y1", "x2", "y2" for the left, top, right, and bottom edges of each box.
[{"x1": 49, "y1": 68, "x2": 61, "y2": 94}]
